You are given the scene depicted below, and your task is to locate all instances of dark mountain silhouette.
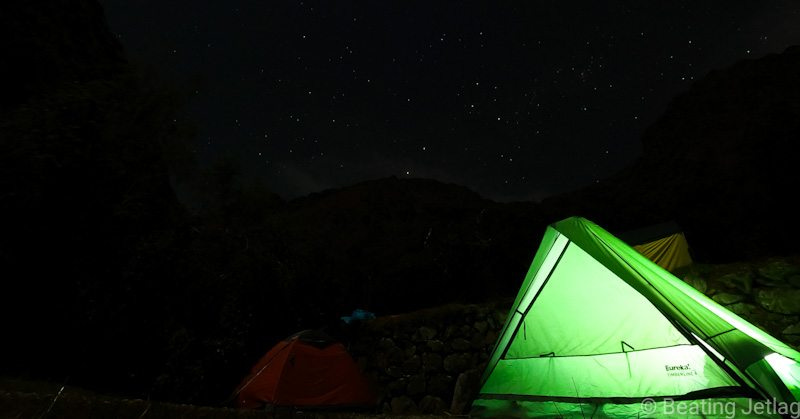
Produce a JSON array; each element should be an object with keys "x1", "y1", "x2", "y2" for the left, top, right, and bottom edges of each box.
[
  {"x1": 275, "y1": 176, "x2": 545, "y2": 314},
  {"x1": 541, "y1": 45, "x2": 800, "y2": 262}
]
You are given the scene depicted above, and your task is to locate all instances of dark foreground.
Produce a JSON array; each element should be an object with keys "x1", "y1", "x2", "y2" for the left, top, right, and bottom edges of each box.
[{"x1": 0, "y1": 378, "x2": 453, "y2": 419}]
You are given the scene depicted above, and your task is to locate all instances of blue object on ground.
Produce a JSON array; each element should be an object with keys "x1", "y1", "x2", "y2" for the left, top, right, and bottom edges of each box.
[{"x1": 341, "y1": 308, "x2": 376, "y2": 324}]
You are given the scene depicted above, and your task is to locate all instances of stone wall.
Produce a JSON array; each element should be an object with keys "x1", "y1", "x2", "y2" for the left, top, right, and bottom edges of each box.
[
  {"x1": 347, "y1": 302, "x2": 509, "y2": 415},
  {"x1": 679, "y1": 256, "x2": 800, "y2": 346}
]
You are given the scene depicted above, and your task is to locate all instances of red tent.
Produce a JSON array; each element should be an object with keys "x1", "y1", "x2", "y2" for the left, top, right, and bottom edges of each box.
[{"x1": 235, "y1": 330, "x2": 376, "y2": 409}]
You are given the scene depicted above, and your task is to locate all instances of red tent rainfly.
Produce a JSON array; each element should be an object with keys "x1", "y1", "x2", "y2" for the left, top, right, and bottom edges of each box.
[{"x1": 235, "y1": 329, "x2": 376, "y2": 409}]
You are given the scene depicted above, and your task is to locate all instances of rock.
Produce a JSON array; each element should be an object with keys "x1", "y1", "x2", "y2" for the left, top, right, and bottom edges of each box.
[
  {"x1": 475, "y1": 361, "x2": 488, "y2": 374},
  {"x1": 758, "y1": 259, "x2": 800, "y2": 284},
  {"x1": 683, "y1": 272, "x2": 708, "y2": 294},
  {"x1": 450, "y1": 369, "x2": 482, "y2": 414},
  {"x1": 726, "y1": 303, "x2": 758, "y2": 317},
  {"x1": 756, "y1": 288, "x2": 800, "y2": 314},
  {"x1": 378, "y1": 337, "x2": 396, "y2": 349},
  {"x1": 377, "y1": 345, "x2": 404, "y2": 369},
  {"x1": 444, "y1": 325, "x2": 460, "y2": 339},
  {"x1": 474, "y1": 320, "x2": 488, "y2": 333},
  {"x1": 782, "y1": 323, "x2": 800, "y2": 335},
  {"x1": 381, "y1": 401, "x2": 392, "y2": 413},
  {"x1": 394, "y1": 330, "x2": 410, "y2": 342},
  {"x1": 484, "y1": 330, "x2": 499, "y2": 346},
  {"x1": 783, "y1": 334, "x2": 800, "y2": 348},
  {"x1": 407, "y1": 374, "x2": 426, "y2": 395},
  {"x1": 402, "y1": 355, "x2": 421, "y2": 374},
  {"x1": 423, "y1": 352, "x2": 442, "y2": 372},
  {"x1": 712, "y1": 292, "x2": 744, "y2": 305},
  {"x1": 788, "y1": 274, "x2": 800, "y2": 288},
  {"x1": 427, "y1": 374, "x2": 454, "y2": 398},
  {"x1": 756, "y1": 313, "x2": 800, "y2": 337},
  {"x1": 387, "y1": 378, "x2": 408, "y2": 396},
  {"x1": 386, "y1": 366, "x2": 403, "y2": 378},
  {"x1": 427, "y1": 339, "x2": 444, "y2": 352},
  {"x1": 444, "y1": 353, "x2": 473, "y2": 373},
  {"x1": 391, "y1": 396, "x2": 418, "y2": 414},
  {"x1": 404, "y1": 345, "x2": 417, "y2": 357},
  {"x1": 451, "y1": 338, "x2": 471, "y2": 351},
  {"x1": 470, "y1": 332, "x2": 486, "y2": 349},
  {"x1": 755, "y1": 276, "x2": 784, "y2": 288},
  {"x1": 486, "y1": 314, "x2": 497, "y2": 329},
  {"x1": 717, "y1": 270, "x2": 753, "y2": 294},
  {"x1": 419, "y1": 395, "x2": 447, "y2": 414},
  {"x1": 494, "y1": 311, "x2": 507, "y2": 325},
  {"x1": 415, "y1": 326, "x2": 437, "y2": 342}
]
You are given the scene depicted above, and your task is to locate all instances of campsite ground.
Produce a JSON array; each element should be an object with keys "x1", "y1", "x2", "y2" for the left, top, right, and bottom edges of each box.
[
  {"x1": 5, "y1": 257, "x2": 800, "y2": 418},
  {"x1": 0, "y1": 378, "x2": 452, "y2": 419}
]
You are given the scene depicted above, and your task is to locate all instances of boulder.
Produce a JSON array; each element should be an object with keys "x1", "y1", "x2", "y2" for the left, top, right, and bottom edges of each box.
[
  {"x1": 415, "y1": 326, "x2": 437, "y2": 342},
  {"x1": 450, "y1": 369, "x2": 482, "y2": 414},
  {"x1": 451, "y1": 338, "x2": 471, "y2": 351},
  {"x1": 391, "y1": 396, "x2": 418, "y2": 414},
  {"x1": 444, "y1": 353, "x2": 473, "y2": 373},
  {"x1": 406, "y1": 374, "x2": 426, "y2": 395},
  {"x1": 427, "y1": 374, "x2": 454, "y2": 398},
  {"x1": 757, "y1": 259, "x2": 800, "y2": 284},
  {"x1": 683, "y1": 273, "x2": 708, "y2": 294},
  {"x1": 423, "y1": 352, "x2": 442, "y2": 372},
  {"x1": 427, "y1": 339, "x2": 444, "y2": 352},
  {"x1": 782, "y1": 323, "x2": 800, "y2": 335},
  {"x1": 419, "y1": 395, "x2": 447, "y2": 414},
  {"x1": 402, "y1": 355, "x2": 421, "y2": 374},
  {"x1": 712, "y1": 292, "x2": 744, "y2": 305},
  {"x1": 756, "y1": 289, "x2": 800, "y2": 314},
  {"x1": 717, "y1": 270, "x2": 753, "y2": 294},
  {"x1": 726, "y1": 303, "x2": 758, "y2": 317}
]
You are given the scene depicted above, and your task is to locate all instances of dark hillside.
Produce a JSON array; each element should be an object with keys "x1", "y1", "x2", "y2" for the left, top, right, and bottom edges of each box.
[
  {"x1": 274, "y1": 176, "x2": 545, "y2": 315},
  {"x1": 542, "y1": 45, "x2": 800, "y2": 262}
]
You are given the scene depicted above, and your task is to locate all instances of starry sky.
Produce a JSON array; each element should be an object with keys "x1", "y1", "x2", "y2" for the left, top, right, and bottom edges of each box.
[{"x1": 100, "y1": 1, "x2": 800, "y2": 202}]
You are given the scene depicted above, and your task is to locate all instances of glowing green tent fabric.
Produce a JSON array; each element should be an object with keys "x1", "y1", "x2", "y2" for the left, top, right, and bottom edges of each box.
[{"x1": 472, "y1": 217, "x2": 800, "y2": 418}]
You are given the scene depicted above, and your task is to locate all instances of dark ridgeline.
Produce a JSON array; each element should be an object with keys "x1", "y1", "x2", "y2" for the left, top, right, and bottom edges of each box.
[
  {"x1": 541, "y1": 45, "x2": 800, "y2": 262},
  {"x1": 3, "y1": 0, "x2": 800, "y2": 408}
]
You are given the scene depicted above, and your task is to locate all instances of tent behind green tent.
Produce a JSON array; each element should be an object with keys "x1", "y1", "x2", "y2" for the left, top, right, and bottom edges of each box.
[
  {"x1": 471, "y1": 217, "x2": 800, "y2": 418},
  {"x1": 234, "y1": 330, "x2": 377, "y2": 410},
  {"x1": 617, "y1": 221, "x2": 693, "y2": 272}
]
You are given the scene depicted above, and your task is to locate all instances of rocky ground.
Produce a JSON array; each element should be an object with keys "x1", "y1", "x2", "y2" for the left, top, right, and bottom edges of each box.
[{"x1": 0, "y1": 378, "x2": 442, "y2": 419}]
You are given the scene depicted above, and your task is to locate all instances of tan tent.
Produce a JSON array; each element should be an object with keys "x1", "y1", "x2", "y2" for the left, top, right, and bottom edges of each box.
[{"x1": 617, "y1": 221, "x2": 692, "y2": 272}]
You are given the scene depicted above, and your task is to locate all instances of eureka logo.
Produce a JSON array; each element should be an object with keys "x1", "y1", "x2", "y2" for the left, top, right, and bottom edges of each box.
[{"x1": 665, "y1": 363, "x2": 698, "y2": 377}]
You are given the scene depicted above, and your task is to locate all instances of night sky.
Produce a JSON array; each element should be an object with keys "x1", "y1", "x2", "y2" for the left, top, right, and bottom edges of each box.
[{"x1": 100, "y1": 1, "x2": 800, "y2": 202}]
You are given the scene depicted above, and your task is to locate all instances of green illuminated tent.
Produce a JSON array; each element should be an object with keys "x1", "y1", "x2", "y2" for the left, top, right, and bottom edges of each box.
[{"x1": 472, "y1": 217, "x2": 800, "y2": 418}]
